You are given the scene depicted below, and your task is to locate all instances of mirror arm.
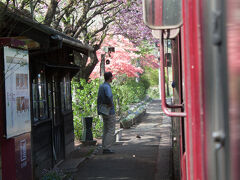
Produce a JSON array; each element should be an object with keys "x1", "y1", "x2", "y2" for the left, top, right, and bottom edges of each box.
[{"x1": 160, "y1": 31, "x2": 186, "y2": 117}]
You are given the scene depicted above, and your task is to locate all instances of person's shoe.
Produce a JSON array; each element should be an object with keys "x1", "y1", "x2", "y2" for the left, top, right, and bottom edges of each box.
[{"x1": 103, "y1": 149, "x2": 115, "y2": 154}]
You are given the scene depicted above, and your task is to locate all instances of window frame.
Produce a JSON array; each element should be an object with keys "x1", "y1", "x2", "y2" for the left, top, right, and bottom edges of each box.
[
  {"x1": 32, "y1": 72, "x2": 48, "y2": 123},
  {"x1": 60, "y1": 73, "x2": 72, "y2": 112}
]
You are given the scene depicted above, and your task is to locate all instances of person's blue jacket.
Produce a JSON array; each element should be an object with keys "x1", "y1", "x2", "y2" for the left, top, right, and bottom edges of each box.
[{"x1": 97, "y1": 82, "x2": 115, "y2": 115}]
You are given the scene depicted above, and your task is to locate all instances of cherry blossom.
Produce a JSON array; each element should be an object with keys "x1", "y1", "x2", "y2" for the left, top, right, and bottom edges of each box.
[{"x1": 90, "y1": 35, "x2": 144, "y2": 79}]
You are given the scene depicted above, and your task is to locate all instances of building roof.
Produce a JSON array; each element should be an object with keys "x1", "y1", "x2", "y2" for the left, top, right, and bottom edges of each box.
[{"x1": 0, "y1": 2, "x2": 94, "y2": 54}]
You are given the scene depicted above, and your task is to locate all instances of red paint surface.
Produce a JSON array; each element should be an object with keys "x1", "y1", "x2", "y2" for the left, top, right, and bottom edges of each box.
[
  {"x1": 15, "y1": 133, "x2": 33, "y2": 180},
  {"x1": 182, "y1": 0, "x2": 192, "y2": 179},
  {"x1": 182, "y1": 0, "x2": 205, "y2": 179},
  {"x1": 146, "y1": 0, "x2": 163, "y2": 27},
  {"x1": 0, "y1": 46, "x2": 17, "y2": 180},
  {"x1": 1, "y1": 138, "x2": 16, "y2": 180},
  {"x1": 182, "y1": 153, "x2": 187, "y2": 180},
  {"x1": 226, "y1": 0, "x2": 240, "y2": 179},
  {"x1": 0, "y1": 44, "x2": 32, "y2": 180},
  {"x1": 155, "y1": 0, "x2": 163, "y2": 26},
  {"x1": 1, "y1": 133, "x2": 32, "y2": 180}
]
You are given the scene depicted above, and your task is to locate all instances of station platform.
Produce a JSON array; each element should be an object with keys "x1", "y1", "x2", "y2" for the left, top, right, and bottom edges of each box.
[{"x1": 60, "y1": 100, "x2": 173, "y2": 180}]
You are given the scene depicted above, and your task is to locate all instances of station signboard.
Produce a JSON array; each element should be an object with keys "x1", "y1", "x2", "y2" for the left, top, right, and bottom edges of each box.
[{"x1": 4, "y1": 46, "x2": 31, "y2": 138}]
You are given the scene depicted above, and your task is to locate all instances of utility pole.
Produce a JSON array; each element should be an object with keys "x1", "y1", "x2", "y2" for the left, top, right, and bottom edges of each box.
[
  {"x1": 99, "y1": 54, "x2": 105, "y2": 83},
  {"x1": 100, "y1": 54, "x2": 105, "y2": 77},
  {"x1": 100, "y1": 46, "x2": 115, "y2": 77}
]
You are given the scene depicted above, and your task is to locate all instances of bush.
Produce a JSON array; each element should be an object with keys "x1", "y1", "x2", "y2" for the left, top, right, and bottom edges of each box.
[
  {"x1": 72, "y1": 77, "x2": 148, "y2": 141},
  {"x1": 141, "y1": 67, "x2": 159, "y2": 87},
  {"x1": 72, "y1": 79, "x2": 102, "y2": 140},
  {"x1": 147, "y1": 86, "x2": 160, "y2": 99},
  {"x1": 111, "y1": 77, "x2": 147, "y2": 117},
  {"x1": 41, "y1": 168, "x2": 72, "y2": 180}
]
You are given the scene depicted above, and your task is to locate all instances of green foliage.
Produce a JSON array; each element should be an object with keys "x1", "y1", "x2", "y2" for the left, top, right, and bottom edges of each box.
[
  {"x1": 72, "y1": 77, "x2": 148, "y2": 141},
  {"x1": 140, "y1": 76, "x2": 150, "y2": 90},
  {"x1": 147, "y1": 86, "x2": 160, "y2": 99},
  {"x1": 112, "y1": 77, "x2": 147, "y2": 116},
  {"x1": 41, "y1": 168, "x2": 71, "y2": 180},
  {"x1": 72, "y1": 79, "x2": 102, "y2": 140},
  {"x1": 164, "y1": 67, "x2": 173, "y2": 97},
  {"x1": 136, "y1": 41, "x2": 155, "y2": 56},
  {"x1": 142, "y1": 67, "x2": 159, "y2": 86},
  {"x1": 92, "y1": 116, "x2": 103, "y2": 138},
  {"x1": 72, "y1": 79, "x2": 99, "y2": 117},
  {"x1": 41, "y1": 172, "x2": 62, "y2": 180}
]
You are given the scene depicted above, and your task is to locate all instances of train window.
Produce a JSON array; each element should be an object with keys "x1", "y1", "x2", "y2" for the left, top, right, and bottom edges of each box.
[{"x1": 142, "y1": 0, "x2": 182, "y2": 29}]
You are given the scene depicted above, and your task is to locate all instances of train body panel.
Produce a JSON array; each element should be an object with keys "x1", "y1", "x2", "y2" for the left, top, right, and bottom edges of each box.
[
  {"x1": 182, "y1": 0, "x2": 205, "y2": 179},
  {"x1": 226, "y1": 0, "x2": 240, "y2": 179},
  {"x1": 142, "y1": 0, "x2": 240, "y2": 179}
]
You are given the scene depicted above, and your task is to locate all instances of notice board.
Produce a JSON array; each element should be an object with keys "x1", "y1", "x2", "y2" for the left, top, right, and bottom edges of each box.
[{"x1": 4, "y1": 46, "x2": 31, "y2": 138}]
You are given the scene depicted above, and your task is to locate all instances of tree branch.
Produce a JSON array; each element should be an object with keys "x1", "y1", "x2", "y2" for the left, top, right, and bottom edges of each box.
[
  {"x1": 90, "y1": 0, "x2": 120, "y2": 10},
  {"x1": 44, "y1": 0, "x2": 58, "y2": 26}
]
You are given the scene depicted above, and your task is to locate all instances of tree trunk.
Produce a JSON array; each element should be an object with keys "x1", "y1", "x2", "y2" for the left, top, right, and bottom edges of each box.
[
  {"x1": 44, "y1": 0, "x2": 58, "y2": 26},
  {"x1": 73, "y1": 50, "x2": 99, "y2": 81}
]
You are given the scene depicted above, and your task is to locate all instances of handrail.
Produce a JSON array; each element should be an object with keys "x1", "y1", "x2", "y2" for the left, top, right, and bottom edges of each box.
[{"x1": 160, "y1": 32, "x2": 186, "y2": 117}]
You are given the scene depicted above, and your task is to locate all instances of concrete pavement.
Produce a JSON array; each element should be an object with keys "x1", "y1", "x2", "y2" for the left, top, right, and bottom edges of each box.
[{"x1": 71, "y1": 100, "x2": 173, "y2": 180}]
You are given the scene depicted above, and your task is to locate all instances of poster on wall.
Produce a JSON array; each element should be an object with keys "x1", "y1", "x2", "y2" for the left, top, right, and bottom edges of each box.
[{"x1": 4, "y1": 46, "x2": 31, "y2": 139}]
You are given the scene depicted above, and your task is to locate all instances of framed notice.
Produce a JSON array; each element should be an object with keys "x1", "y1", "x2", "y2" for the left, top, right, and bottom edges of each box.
[{"x1": 4, "y1": 46, "x2": 31, "y2": 138}]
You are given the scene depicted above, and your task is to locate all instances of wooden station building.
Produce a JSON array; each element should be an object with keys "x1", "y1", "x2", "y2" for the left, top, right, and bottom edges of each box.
[{"x1": 0, "y1": 4, "x2": 93, "y2": 179}]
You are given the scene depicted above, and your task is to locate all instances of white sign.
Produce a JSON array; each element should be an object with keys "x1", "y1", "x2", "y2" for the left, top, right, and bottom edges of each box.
[
  {"x1": 20, "y1": 139, "x2": 27, "y2": 168},
  {"x1": 4, "y1": 46, "x2": 31, "y2": 138}
]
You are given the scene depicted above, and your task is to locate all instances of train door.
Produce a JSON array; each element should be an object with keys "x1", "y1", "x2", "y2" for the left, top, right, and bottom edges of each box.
[
  {"x1": 170, "y1": 34, "x2": 186, "y2": 180},
  {"x1": 142, "y1": 0, "x2": 187, "y2": 179},
  {"x1": 177, "y1": 34, "x2": 187, "y2": 180},
  {"x1": 201, "y1": 0, "x2": 230, "y2": 179}
]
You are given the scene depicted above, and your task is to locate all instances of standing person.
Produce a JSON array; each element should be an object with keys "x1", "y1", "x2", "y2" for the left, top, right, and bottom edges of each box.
[{"x1": 97, "y1": 72, "x2": 116, "y2": 154}]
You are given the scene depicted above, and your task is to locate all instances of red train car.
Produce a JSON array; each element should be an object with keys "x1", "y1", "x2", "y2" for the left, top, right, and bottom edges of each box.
[{"x1": 143, "y1": 0, "x2": 240, "y2": 180}]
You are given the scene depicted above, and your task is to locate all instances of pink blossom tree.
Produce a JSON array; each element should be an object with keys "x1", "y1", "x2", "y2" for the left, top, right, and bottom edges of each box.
[
  {"x1": 109, "y1": 0, "x2": 159, "y2": 76},
  {"x1": 90, "y1": 35, "x2": 144, "y2": 79},
  {"x1": 1, "y1": 0, "x2": 157, "y2": 80},
  {"x1": 111, "y1": 0, "x2": 156, "y2": 45},
  {"x1": 0, "y1": 0, "x2": 128, "y2": 80},
  {"x1": 90, "y1": 34, "x2": 159, "y2": 80}
]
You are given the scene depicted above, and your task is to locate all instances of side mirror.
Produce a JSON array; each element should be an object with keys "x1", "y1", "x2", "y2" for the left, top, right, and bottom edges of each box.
[{"x1": 142, "y1": 0, "x2": 182, "y2": 30}]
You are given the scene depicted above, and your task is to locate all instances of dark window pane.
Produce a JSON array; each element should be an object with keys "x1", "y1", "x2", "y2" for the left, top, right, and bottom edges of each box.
[
  {"x1": 33, "y1": 101, "x2": 39, "y2": 122},
  {"x1": 39, "y1": 101, "x2": 47, "y2": 119},
  {"x1": 48, "y1": 83, "x2": 53, "y2": 119},
  {"x1": 32, "y1": 73, "x2": 48, "y2": 122},
  {"x1": 60, "y1": 74, "x2": 72, "y2": 112},
  {"x1": 39, "y1": 83, "x2": 46, "y2": 100}
]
